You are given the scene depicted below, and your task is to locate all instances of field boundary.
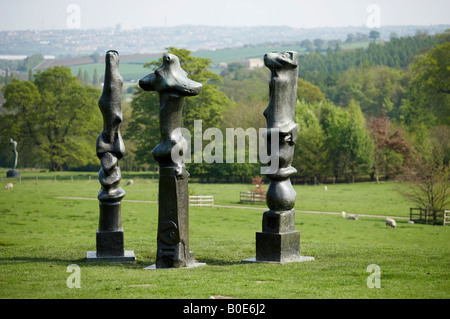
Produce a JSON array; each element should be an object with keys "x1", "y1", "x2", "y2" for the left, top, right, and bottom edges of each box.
[{"x1": 56, "y1": 196, "x2": 409, "y2": 220}]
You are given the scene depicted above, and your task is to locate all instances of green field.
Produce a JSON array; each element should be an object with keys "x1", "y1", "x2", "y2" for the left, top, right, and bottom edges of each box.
[
  {"x1": 0, "y1": 171, "x2": 449, "y2": 299},
  {"x1": 69, "y1": 42, "x2": 370, "y2": 82}
]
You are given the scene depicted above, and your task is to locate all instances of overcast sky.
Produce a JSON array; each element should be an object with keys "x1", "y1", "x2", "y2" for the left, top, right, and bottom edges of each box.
[{"x1": 0, "y1": 0, "x2": 449, "y2": 31}]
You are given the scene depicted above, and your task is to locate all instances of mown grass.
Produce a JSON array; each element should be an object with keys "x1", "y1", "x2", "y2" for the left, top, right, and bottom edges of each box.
[{"x1": 0, "y1": 174, "x2": 449, "y2": 299}]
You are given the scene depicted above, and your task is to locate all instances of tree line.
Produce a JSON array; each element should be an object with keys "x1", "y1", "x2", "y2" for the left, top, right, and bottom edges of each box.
[{"x1": 0, "y1": 32, "x2": 448, "y2": 188}]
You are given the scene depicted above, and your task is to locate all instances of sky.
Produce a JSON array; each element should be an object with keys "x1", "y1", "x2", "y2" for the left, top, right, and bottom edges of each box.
[{"x1": 0, "y1": 0, "x2": 449, "y2": 31}]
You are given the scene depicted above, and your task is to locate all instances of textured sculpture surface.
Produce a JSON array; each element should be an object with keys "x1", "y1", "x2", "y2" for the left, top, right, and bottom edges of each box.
[
  {"x1": 6, "y1": 138, "x2": 20, "y2": 178},
  {"x1": 87, "y1": 50, "x2": 135, "y2": 262},
  {"x1": 140, "y1": 53, "x2": 203, "y2": 268},
  {"x1": 243, "y1": 51, "x2": 313, "y2": 264}
]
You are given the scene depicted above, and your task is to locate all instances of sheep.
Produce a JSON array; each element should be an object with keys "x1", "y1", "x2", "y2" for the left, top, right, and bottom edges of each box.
[
  {"x1": 126, "y1": 180, "x2": 134, "y2": 186},
  {"x1": 386, "y1": 218, "x2": 397, "y2": 228},
  {"x1": 341, "y1": 211, "x2": 346, "y2": 218},
  {"x1": 324, "y1": 186, "x2": 328, "y2": 191},
  {"x1": 4, "y1": 183, "x2": 13, "y2": 190},
  {"x1": 347, "y1": 214, "x2": 358, "y2": 220}
]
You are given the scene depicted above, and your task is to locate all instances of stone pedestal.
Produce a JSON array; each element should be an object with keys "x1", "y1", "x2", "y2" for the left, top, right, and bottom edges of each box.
[
  {"x1": 243, "y1": 209, "x2": 314, "y2": 264},
  {"x1": 6, "y1": 169, "x2": 20, "y2": 178},
  {"x1": 86, "y1": 199, "x2": 135, "y2": 263},
  {"x1": 243, "y1": 51, "x2": 314, "y2": 265},
  {"x1": 155, "y1": 166, "x2": 195, "y2": 268}
]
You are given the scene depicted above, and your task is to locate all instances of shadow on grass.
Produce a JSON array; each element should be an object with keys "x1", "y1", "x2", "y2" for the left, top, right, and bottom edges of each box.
[{"x1": 0, "y1": 255, "x2": 247, "y2": 269}]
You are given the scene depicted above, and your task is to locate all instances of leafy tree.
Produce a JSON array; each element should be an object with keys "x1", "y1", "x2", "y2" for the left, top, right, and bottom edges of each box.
[
  {"x1": 313, "y1": 38, "x2": 325, "y2": 51},
  {"x1": 369, "y1": 30, "x2": 380, "y2": 41},
  {"x1": 297, "y1": 78, "x2": 326, "y2": 104},
  {"x1": 77, "y1": 68, "x2": 82, "y2": 83},
  {"x1": 320, "y1": 101, "x2": 373, "y2": 180},
  {"x1": 300, "y1": 39, "x2": 314, "y2": 52},
  {"x1": 93, "y1": 68, "x2": 99, "y2": 88},
  {"x1": 0, "y1": 66, "x2": 101, "y2": 170},
  {"x1": 293, "y1": 101, "x2": 328, "y2": 181},
  {"x1": 406, "y1": 41, "x2": 450, "y2": 126},
  {"x1": 369, "y1": 109, "x2": 410, "y2": 182},
  {"x1": 89, "y1": 52, "x2": 101, "y2": 63},
  {"x1": 401, "y1": 133, "x2": 450, "y2": 223},
  {"x1": 126, "y1": 47, "x2": 231, "y2": 170}
]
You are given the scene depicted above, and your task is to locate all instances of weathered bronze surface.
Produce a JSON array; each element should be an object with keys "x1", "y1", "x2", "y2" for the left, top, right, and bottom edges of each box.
[
  {"x1": 87, "y1": 50, "x2": 135, "y2": 262},
  {"x1": 140, "y1": 54, "x2": 203, "y2": 268}
]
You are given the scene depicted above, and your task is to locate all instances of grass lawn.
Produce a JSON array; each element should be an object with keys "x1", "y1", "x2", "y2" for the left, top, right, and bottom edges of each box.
[{"x1": 0, "y1": 172, "x2": 449, "y2": 299}]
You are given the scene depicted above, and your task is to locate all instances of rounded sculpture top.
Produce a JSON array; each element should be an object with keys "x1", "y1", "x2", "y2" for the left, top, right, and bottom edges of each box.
[
  {"x1": 139, "y1": 53, "x2": 202, "y2": 97},
  {"x1": 264, "y1": 51, "x2": 298, "y2": 71}
]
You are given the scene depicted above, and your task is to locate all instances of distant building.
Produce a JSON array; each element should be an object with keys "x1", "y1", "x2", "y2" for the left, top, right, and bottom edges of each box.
[{"x1": 247, "y1": 58, "x2": 264, "y2": 69}]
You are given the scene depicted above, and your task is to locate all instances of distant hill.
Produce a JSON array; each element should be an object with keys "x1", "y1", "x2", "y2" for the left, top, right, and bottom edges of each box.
[{"x1": 0, "y1": 24, "x2": 448, "y2": 57}]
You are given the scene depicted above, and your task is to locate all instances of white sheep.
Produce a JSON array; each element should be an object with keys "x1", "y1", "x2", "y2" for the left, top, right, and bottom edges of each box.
[
  {"x1": 324, "y1": 186, "x2": 328, "y2": 191},
  {"x1": 386, "y1": 218, "x2": 397, "y2": 228},
  {"x1": 4, "y1": 183, "x2": 13, "y2": 190},
  {"x1": 126, "y1": 180, "x2": 134, "y2": 186},
  {"x1": 341, "y1": 211, "x2": 346, "y2": 218},
  {"x1": 347, "y1": 214, "x2": 358, "y2": 220}
]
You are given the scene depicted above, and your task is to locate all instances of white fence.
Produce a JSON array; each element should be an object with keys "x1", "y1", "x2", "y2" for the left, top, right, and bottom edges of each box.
[
  {"x1": 189, "y1": 195, "x2": 214, "y2": 207},
  {"x1": 444, "y1": 210, "x2": 450, "y2": 226}
]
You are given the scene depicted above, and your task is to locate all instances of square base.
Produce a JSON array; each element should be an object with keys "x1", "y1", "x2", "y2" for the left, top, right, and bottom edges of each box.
[
  {"x1": 256, "y1": 231, "x2": 301, "y2": 263},
  {"x1": 6, "y1": 170, "x2": 20, "y2": 178},
  {"x1": 143, "y1": 262, "x2": 206, "y2": 270},
  {"x1": 242, "y1": 256, "x2": 315, "y2": 264},
  {"x1": 86, "y1": 250, "x2": 136, "y2": 263}
]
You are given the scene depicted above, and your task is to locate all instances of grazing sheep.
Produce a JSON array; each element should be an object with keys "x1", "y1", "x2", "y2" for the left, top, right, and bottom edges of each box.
[
  {"x1": 408, "y1": 220, "x2": 414, "y2": 224},
  {"x1": 347, "y1": 214, "x2": 358, "y2": 220},
  {"x1": 126, "y1": 180, "x2": 134, "y2": 186},
  {"x1": 341, "y1": 211, "x2": 346, "y2": 218},
  {"x1": 386, "y1": 218, "x2": 397, "y2": 228},
  {"x1": 4, "y1": 183, "x2": 13, "y2": 190}
]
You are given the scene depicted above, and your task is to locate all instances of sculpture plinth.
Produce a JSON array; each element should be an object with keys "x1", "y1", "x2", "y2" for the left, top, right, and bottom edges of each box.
[
  {"x1": 243, "y1": 51, "x2": 314, "y2": 264},
  {"x1": 87, "y1": 50, "x2": 135, "y2": 263},
  {"x1": 139, "y1": 53, "x2": 205, "y2": 269}
]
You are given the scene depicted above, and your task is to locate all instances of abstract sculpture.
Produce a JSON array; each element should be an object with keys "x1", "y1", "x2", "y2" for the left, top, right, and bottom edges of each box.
[
  {"x1": 139, "y1": 53, "x2": 204, "y2": 269},
  {"x1": 6, "y1": 138, "x2": 20, "y2": 178},
  {"x1": 244, "y1": 51, "x2": 314, "y2": 264},
  {"x1": 87, "y1": 50, "x2": 135, "y2": 262}
]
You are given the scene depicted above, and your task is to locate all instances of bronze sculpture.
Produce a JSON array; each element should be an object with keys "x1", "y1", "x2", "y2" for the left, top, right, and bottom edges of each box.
[
  {"x1": 244, "y1": 51, "x2": 314, "y2": 264},
  {"x1": 140, "y1": 53, "x2": 204, "y2": 269},
  {"x1": 87, "y1": 50, "x2": 135, "y2": 262},
  {"x1": 6, "y1": 138, "x2": 20, "y2": 178}
]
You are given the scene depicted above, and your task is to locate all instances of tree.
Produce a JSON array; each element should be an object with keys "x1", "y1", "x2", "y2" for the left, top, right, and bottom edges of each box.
[
  {"x1": 369, "y1": 109, "x2": 410, "y2": 182},
  {"x1": 4, "y1": 68, "x2": 9, "y2": 85},
  {"x1": 320, "y1": 101, "x2": 373, "y2": 180},
  {"x1": 296, "y1": 78, "x2": 326, "y2": 104},
  {"x1": 313, "y1": 38, "x2": 325, "y2": 51},
  {"x1": 83, "y1": 70, "x2": 89, "y2": 85},
  {"x1": 77, "y1": 68, "x2": 83, "y2": 83},
  {"x1": 126, "y1": 47, "x2": 231, "y2": 170},
  {"x1": 93, "y1": 68, "x2": 99, "y2": 88},
  {"x1": 300, "y1": 39, "x2": 314, "y2": 52},
  {"x1": 28, "y1": 69, "x2": 33, "y2": 81},
  {"x1": 406, "y1": 41, "x2": 450, "y2": 126},
  {"x1": 369, "y1": 30, "x2": 380, "y2": 41},
  {"x1": 89, "y1": 52, "x2": 101, "y2": 63},
  {"x1": 345, "y1": 33, "x2": 356, "y2": 43},
  {"x1": 293, "y1": 101, "x2": 328, "y2": 181},
  {"x1": 0, "y1": 66, "x2": 102, "y2": 170},
  {"x1": 401, "y1": 134, "x2": 450, "y2": 224}
]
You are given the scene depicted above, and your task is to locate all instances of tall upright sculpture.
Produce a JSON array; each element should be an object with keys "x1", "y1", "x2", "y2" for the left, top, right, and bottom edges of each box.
[
  {"x1": 87, "y1": 50, "x2": 135, "y2": 262},
  {"x1": 139, "y1": 53, "x2": 204, "y2": 269},
  {"x1": 6, "y1": 138, "x2": 20, "y2": 178},
  {"x1": 244, "y1": 51, "x2": 314, "y2": 264}
]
